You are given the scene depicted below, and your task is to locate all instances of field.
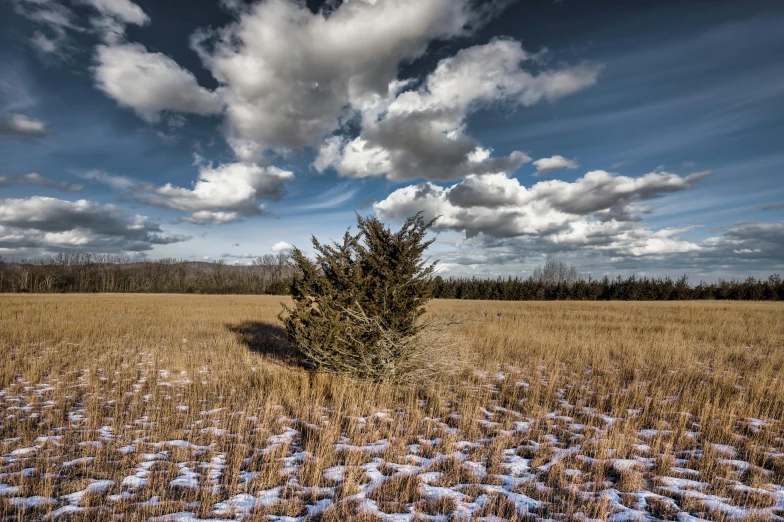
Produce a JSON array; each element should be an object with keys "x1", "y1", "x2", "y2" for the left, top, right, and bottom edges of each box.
[{"x1": 1, "y1": 295, "x2": 783, "y2": 521}]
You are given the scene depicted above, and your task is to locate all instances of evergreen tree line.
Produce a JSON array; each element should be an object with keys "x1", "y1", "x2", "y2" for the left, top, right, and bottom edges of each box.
[
  {"x1": 0, "y1": 253, "x2": 781, "y2": 300},
  {"x1": 430, "y1": 274, "x2": 784, "y2": 301}
]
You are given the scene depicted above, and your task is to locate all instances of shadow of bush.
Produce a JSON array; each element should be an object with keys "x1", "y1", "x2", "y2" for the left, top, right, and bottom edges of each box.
[{"x1": 227, "y1": 321, "x2": 304, "y2": 366}]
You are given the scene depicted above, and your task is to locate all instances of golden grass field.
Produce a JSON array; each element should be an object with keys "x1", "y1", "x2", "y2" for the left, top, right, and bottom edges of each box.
[{"x1": 1, "y1": 295, "x2": 783, "y2": 521}]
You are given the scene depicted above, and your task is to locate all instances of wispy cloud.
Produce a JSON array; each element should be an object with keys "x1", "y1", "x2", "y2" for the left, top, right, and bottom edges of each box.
[
  {"x1": 0, "y1": 172, "x2": 81, "y2": 191},
  {"x1": 291, "y1": 183, "x2": 360, "y2": 211}
]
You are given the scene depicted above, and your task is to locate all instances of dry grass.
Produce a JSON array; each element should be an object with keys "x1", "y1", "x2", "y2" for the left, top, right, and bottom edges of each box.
[{"x1": 0, "y1": 295, "x2": 782, "y2": 521}]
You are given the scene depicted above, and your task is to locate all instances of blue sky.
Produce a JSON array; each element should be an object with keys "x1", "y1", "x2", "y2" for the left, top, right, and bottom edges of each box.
[{"x1": 1, "y1": 0, "x2": 782, "y2": 280}]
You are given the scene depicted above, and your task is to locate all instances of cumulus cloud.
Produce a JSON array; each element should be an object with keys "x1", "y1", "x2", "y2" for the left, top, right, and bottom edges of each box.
[
  {"x1": 0, "y1": 196, "x2": 189, "y2": 254},
  {"x1": 431, "y1": 217, "x2": 784, "y2": 279},
  {"x1": 373, "y1": 168, "x2": 781, "y2": 275},
  {"x1": 79, "y1": 169, "x2": 136, "y2": 190},
  {"x1": 80, "y1": 0, "x2": 149, "y2": 26},
  {"x1": 377, "y1": 169, "x2": 708, "y2": 235},
  {"x1": 0, "y1": 114, "x2": 49, "y2": 139},
  {"x1": 316, "y1": 38, "x2": 600, "y2": 181},
  {"x1": 17, "y1": 0, "x2": 591, "y2": 189},
  {"x1": 0, "y1": 172, "x2": 82, "y2": 192},
  {"x1": 80, "y1": 0, "x2": 150, "y2": 43},
  {"x1": 530, "y1": 169, "x2": 711, "y2": 218},
  {"x1": 93, "y1": 43, "x2": 222, "y2": 123},
  {"x1": 375, "y1": 168, "x2": 709, "y2": 256},
  {"x1": 271, "y1": 241, "x2": 294, "y2": 252},
  {"x1": 83, "y1": 162, "x2": 294, "y2": 224},
  {"x1": 134, "y1": 161, "x2": 293, "y2": 221},
  {"x1": 193, "y1": 0, "x2": 483, "y2": 159},
  {"x1": 15, "y1": 0, "x2": 599, "y2": 193},
  {"x1": 533, "y1": 155, "x2": 579, "y2": 175},
  {"x1": 12, "y1": 0, "x2": 215, "y2": 125},
  {"x1": 82, "y1": 0, "x2": 222, "y2": 128},
  {"x1": 13, "y1": 0, "x2": 219, "y2": 123}
]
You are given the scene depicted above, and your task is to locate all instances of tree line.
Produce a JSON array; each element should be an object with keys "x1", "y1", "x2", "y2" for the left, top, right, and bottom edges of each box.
[
  {"x1": 0, "y1": 252, "x2": 293, "y2": 295},
  {"x1": 0, "y1": 253, "x2": 781, "y2": 300},
  {"x1": 430, "y1": 274, "x2": 784, "y2": 301}
]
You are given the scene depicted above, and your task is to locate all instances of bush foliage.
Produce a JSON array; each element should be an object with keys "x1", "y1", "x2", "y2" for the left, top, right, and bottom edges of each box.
[{"x1": 279, "y1": 213, "x2": 453, "y2": 382}]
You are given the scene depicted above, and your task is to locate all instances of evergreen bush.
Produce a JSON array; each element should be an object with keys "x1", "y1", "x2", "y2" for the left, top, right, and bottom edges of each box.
[{"x1": 279, "y1": 213, "x2": 458, "y2": 382}]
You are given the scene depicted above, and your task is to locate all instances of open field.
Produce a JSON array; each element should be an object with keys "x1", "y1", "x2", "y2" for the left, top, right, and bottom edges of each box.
[{"x1": 1, "y1": 295, "x2": 783, "y2": 521}]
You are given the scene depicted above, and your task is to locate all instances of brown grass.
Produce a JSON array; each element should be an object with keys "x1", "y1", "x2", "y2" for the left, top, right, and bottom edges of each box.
[{"x1": 0, "y1": 295, "x2": 782, "y2": 520}]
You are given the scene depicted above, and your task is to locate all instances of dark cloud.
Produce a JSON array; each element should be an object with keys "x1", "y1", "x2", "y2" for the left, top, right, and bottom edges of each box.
[
  {"x1": 0, "y1": 172, "x2": 82, "y2": 192},
  {"x1": 0, "y1": 114, "x2": 49, "y2": 139},
  {"x1": 377, "y1": 169, "x2": 707, "y2": 242},
  {"x1": 0, "y1": 196, "x2": 189, "y2": 253},
  {"x1": 376, "y1": 169, "x2": 709, "y2": 257},
  {"x1": 533, "y1": 170, "x2": 711, "y2": 216},
  {"x1": 220, "y1": 252, "x2": 256, "y2": 259}
]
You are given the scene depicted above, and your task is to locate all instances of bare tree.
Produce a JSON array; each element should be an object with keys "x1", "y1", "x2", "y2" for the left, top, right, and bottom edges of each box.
[{"x1": 531, "y1": 259, "x2": 582, "y2": 285}]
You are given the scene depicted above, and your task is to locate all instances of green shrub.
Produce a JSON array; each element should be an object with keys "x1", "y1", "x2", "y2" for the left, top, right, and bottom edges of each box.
[{"x1": 280, "y1": 213, "x2": 457, "y2": 382}]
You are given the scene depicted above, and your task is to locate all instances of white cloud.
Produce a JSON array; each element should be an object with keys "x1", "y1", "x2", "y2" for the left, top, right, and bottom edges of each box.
[
  {"x1": 193, "y1": 0, "x2": 484, "y2": 159},
  {"x1": 108, "y1": 161, "x2": 294, "y2": 224},
  {"x1": 79, "y1": 169, "x2": 136, "y2": 190},
  {"x1": 533, "y1": 155, "x2": 579, "y2": 175},
  {"x1": 13, "y1": 0, "x2": 216, "y2": 123},
  {"x1": 221, "y1": 252, "x2": 256, "y2": 259},
  {"x1": 316, "y1": 38, "x2": 600, "y2": 181},
  {"x1": 271, "y1": 241, "x2": 294, "y2": 252},
  {"x1": 374, "y1": 168, "x2": 708, "y2": 255},
  {"x1": 80, "y1": 162, "x2": 294, "y2": 225},
  {"x1": 93, "y1": 43, "x2": 222, "y2": 123},
  {"x1": 136, "y1": 161, "x2": 292, "y2": 216},
  {"x1": 80, "y1": 0, "x2": 149, "y2": 26},
  {"x1": 0, "y1": 113, "x2": 49, "y2": 138},
  {"x1": 426, "y1": 216, "x2": 784, "y2": 278},
  {"x1": 312, "y1": 136, "x2": 344, "y2": 173},
  {"x1": 376, "y1": 176, "x2": 568, "y2": 238},
  {"x1": 530, "y1": 169, "x2": 711, "y2": 217},
  {"x1": 0, "y1": 196, "x2": 189, "y2": 254},
  {"x1": 80, "y1": 0, "x2": 149, "y2": 42},
  {"x1": 181, "y1": 211, "x2": 239, "y2": 225},
  {"x1": 12, "y1": 0, "x2": 599, "y2": 193}
]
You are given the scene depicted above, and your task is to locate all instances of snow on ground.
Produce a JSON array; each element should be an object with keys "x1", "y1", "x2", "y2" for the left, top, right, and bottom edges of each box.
[{"x1": 1, "y1": 362, "x2": 783, "y2": 522}]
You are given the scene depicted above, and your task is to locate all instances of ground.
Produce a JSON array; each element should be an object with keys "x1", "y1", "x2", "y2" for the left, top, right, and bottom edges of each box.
[{"x1": 1, "y1": 295, "x2": 783, "y2": 521}]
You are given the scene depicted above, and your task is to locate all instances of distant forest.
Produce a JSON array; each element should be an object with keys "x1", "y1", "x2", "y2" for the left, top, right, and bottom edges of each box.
[{"x1": 0, "y1": 254, "x2": 782, "y2": 301}]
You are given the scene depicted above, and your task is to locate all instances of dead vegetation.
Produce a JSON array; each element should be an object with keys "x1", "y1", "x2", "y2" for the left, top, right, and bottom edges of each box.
[{"x1": 0, "y1": 295, "x2": 782, "y2": 521}]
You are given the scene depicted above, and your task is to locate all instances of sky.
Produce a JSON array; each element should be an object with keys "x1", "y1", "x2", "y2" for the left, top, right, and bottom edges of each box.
[{"x1": 1, "y1": 0, "x2": 782, "y2": 281}]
